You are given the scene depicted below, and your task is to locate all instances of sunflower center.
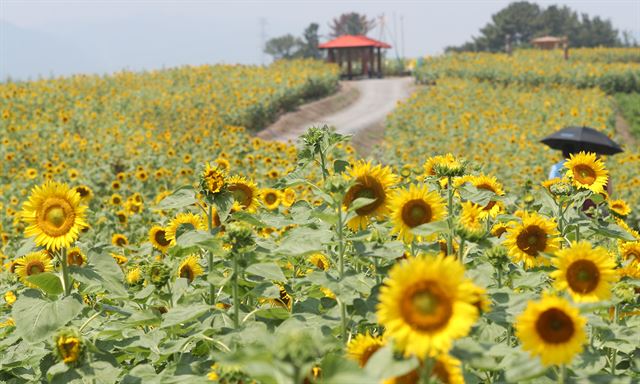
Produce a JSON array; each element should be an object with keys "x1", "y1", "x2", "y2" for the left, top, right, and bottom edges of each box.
[
  {"x1": 154, "y1": 230, "x2": 171, "y2": 246},
  {"x1": 68, "y1": 252, "x2": 84, "y2": 266},
  {"x1": 516, "y1": 225, "x2": 547, "y2": 256},
  {"x1": 265, "y1": 192, "x2": 278, "y2": 205},
  {"x1": 180, "y1": 266, "x2": 194, "y2": 282},
  {"x1": 46, "y1": 207, "x2": 65, "y2": 228},
  {"x1": 345, "y1": 176, "x2": 384, "y2": 216},
  {"x1": 401, "y1": 199, "x2": 433, "y2": 228},
  {"x1": 360, "y1": 345, "x2": 382, "y2": 367},
  {"x1": 401, "y1": 281, "x2": 452, "y2": 332},
  {"x1": 566, "y1": 259, "x2": 600, "y2": 294},
  {"x1": 535, "y1": 308, "x2": 575, "y2": 344},
  {"x1": 229, "y1": 184, "x2": 253, "y2": 208},
  {"x1": 573, "y1": 165, "x2": 596, "y2": 185},
  {"x1": 26, "y1": 261, "x2": 45, "y2": 276}
]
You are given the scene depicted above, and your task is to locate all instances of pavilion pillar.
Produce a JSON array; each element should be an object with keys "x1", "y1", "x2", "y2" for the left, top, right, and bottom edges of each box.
[
  {"x1": 347, "y1": 48, "x2": 352, "y2": 80},
  {"x1": 328, "y1": 49, "x2": 335, "y2": 63},
  {"x1": 361, "y1": 47, "x2": 368, "y2": 76},
  {"x1": 377, "y1": 47, "x2": 382, "y2": 78},
  {"x1": 369, "y1": 46, "x2": 374, "y2": 78}
]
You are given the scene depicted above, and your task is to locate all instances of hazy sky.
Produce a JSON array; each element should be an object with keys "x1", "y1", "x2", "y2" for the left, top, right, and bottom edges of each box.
[{"x1": 1, "y1": 0, "x2": 639, "y2": 80}]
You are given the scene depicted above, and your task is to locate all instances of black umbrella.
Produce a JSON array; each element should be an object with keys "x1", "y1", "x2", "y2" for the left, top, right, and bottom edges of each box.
[{"x1": 541, "y1": 126, "x2": 623, "y2": 155}]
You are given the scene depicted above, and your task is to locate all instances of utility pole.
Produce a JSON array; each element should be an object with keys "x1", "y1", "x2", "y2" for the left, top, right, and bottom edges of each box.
[
  {"x1": 400, "y1": 15, "x2": 405, "y2": 59},
  {"x1": 259, "y1": 18, "x2": 267, "y2": 65}
]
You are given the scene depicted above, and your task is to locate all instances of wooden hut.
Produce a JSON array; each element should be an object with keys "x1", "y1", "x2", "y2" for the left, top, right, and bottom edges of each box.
[
  {"x1": 531, "y1": 36, "x2": 566, "y2": 50},
  {"x1": 318, "y1": 35, "x2": 391, "y2": 79}
]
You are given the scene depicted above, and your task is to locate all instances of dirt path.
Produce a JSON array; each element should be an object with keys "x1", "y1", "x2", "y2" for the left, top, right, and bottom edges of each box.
[
  {"x1": 615, "y1": 111, "x2": 637, "y2": 147},
  {"x1": 258, "y1": 77, "x2": 415, "y2": 154}
]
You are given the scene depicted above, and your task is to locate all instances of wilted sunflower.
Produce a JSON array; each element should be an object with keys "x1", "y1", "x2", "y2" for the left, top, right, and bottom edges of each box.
[
  {"x1": 66, "y1": 247, "x2": 86, "y2": 267},
  {"x1": 200, "y1": 162, "x2": 226, "y2": 199},
  {"x1": 551, "y1": 241, "x2": 618, "y2": 302},
  {"x1": 149, "y1": 226, "x2": 171, "y2": 253},
  {"x1": 260, "y1": 188, "x2": 281, "y2": 210},
  {"x1": 389, "y1": 184, "x2": 446, "y2": 244},
  {"x1": 177, "y1": 255, "x2": 204, "y2": 283},
  {"x1": 377, "y1": 255, "x2": 478, "y2": 358},
  {"x1": 14, "y1": 251, "x2": 53, "y2": 288},
  {"x1": 346, "y1": 333, "x2": 385, "y2": 368},
  {"x1": 165, "y1": 212, "x2": 206, "y2": 245},
  {"x1": 56, "y1": 330, "x2": 84, "y2": 366},
  {"x1": 516, "y1": 294, "x2": 586, "y2": 366},
  {"x1": 226, "y1": 175, "x2": 259, "y2": 212},
  {"x1": 21, "y1": 181, "x2": 88, "y2": 250},
  {"x1": 111, "y1": 233, "x2": 128, "y2": 247},
  {"x1": 564, "y1": 152, "x2": 609, "y2": 194},
  {"x1": 382, "y1": 353, "x2": 464, "y2": 384},
  {"x1": 343, "y1": 160, "x2": 398, "y2": 231},
  {"x1": 503, "y1": 212, "x2": 560, "y2": 269},
  {"x1": 608, "y1": 199, "x2": 631, "y2": 218}
]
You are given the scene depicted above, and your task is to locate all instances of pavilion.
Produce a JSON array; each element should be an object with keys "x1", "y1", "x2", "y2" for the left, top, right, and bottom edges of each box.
[
  {"x1": 531, "y1": 36, "x2": 567, "y2": 50},
  {"x1": 318, "y1": 35, "x2": 391, "y2": 79}
]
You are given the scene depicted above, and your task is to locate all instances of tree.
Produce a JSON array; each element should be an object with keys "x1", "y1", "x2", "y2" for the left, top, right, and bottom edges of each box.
[
  {"x1": 297, "y1": 23, "x2": 322, "y2": 59},
  {"x1": 329, "y1": 12, "x2": 376, "y2": 37},
  {"x1": 448, "y1": 1, "x2": 622, "y2": 52},
  {"x1": 264, "y1": 34, "x2": 301, "y2": 60}
]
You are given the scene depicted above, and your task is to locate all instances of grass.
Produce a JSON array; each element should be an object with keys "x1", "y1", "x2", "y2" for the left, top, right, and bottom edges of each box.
[{"x1": 615, "y1": 92, "x2": 640, "y2": 139}]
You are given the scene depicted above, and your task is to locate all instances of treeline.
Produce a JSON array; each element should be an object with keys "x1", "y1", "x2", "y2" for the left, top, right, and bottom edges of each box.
[{"x1": 448, "y1": 1, "x2": 638, "y2": 52}]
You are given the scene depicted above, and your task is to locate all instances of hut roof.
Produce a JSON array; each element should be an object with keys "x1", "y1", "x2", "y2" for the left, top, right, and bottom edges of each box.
[
  {"x1": 531, "y1": 35, "x2": 566, "y2": 43},
  {"x1": 318, "y1": 35, "x2": 391, "y2": 49}
]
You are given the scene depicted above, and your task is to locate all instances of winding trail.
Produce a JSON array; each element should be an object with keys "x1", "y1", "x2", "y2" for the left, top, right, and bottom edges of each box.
[{"x1": 258, "y1": 77, "x2": 415, "y2": 153}]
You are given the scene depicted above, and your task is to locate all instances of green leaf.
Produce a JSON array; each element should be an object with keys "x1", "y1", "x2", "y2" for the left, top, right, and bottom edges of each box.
[
  {"x1": 161, "y1": 304, "x2": 211, "y2": 328},
  {"x1": 12, "y1": 290, "x2": 84, "y2": 342},
  {"x1": 502, "y1": 349, "x2": 546, "y2": 383},
  {"x1": 276, "y1": 227, "x2": 333, "y2": 256},
  {"x1": 26, "y1": 272, "x2": 63, "y2": 295},
  {"x1": 213, "y1": 190, "x2": 235, "y2": 222},
  {"x1": 364, "y1": 345, "x2": 419, "y2": 379},
  {"x1": 459, "y1": 184, "x2": 497, "y2": 206},
  {"x1": 254, "y1": 307, "x2": 291, "y2": 320},
  {"x1": 333, "y1": 159, "x2": 349, "y2": 174},
  {"x1": 245, "y1": 262, "x2": 286, "y2": 281},
  {"x1": 349, "y1": 197, "x2": 376, "y2": 212},
  {"x1": 411, "y1": 220, "x2": 449, "y2": 236},
  {"x1": 157, "y1": 186, "x2": 196, "y2": 210}
]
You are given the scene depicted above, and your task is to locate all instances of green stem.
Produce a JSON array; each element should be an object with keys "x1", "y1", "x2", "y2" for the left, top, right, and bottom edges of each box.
[
  {"x1": 458, "y1": 238, "x2": 465, "y2": 263},
  {"x1": 497, "y1": 266, "x2": 503, "y2": 288},
  {"x1": 575, "y1": 224, "x2": 580, "y2": 243},
  {"x1": 340, "y1": 299, "x2": 348, "y2": 344},
  {"x1": 319, "y1": 148, "x2": 328, "y2": 181},
  {"x1": 557, "y1": 202, "x2": 565, "y2": 248},
  {"x1": 446, "y1": 176, "x2": 454, "y2": 257},
  {"x1": 558, "y1": 364, "x2": 566, "y2": 384},
  {"x1": 419, "y1": 357, "x2": 435, "y2": 384},
  {"x1": 610, "y1": 304, "x2": 618, "y2": 375},
  {"x1": 208, "y1": 204, "x2": 215, "y2": 305},
  {"x1": 232, "y1": 252, "x2": 240, "y2": 329},
  {"x1": 59, "y1": 248, "x2": 71, "y2": 297},
  {"x1": 336, "y1": 198, "x2": 347, "y2": 343}
]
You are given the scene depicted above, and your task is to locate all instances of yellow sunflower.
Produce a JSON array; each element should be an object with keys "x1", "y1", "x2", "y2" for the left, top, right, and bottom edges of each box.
[
  {"x1": 515, "y1": 294, "x2": 587, "y2": 366},
  {"x1": 551, "y1": 241, "x2": 618, "y2": 303},
  {"x1": 389, "y1": 184, "x2": 446, "y2": 244},
  {"x1": 73, "y1": 185, "x2": 93, "y2": 202},
  {"x1": 126, "y1": 267, "x2": 143, "y2": 285},
  {"x1": 491, "y1": 222, "x2": 509, "y2": 238},
  {"x1": 149, "y1": 226, "x2": 172, "y2": 253},
  {"x1": 470, "y1": 174, "x2": 505, "y2": 218},
  {"x1": 459, "y1": 201, "x2": 485, "y2": 233},
  {"x1": 619, "y1": 241, "x2": 640, "y2": 266},
  {"x1": 66, "y1": 247, "x2": 87, "y2": 267},
  {"x1": 260, "y1": 188, "x2": 281, "y2": 210},
  {"x1": 201, "y1": 162, "x2": 226, "y2": 197},
  {"x1": 21, "y1": 181, "x2": 88, "y2": 250},
  {"x1": 503, "y1": 211, "x2": 560, "y2": 269},
  {"x1": 376, "y1": 255, "x2": 478, "y2": 358},
  {"x1": 308, "y1": 253, "x2": 330, "y2": 270},
  {"x1": 423, "y1": 153, "x2": 464, "y2": 178},
  {"x1": 346, "y1": 333, "x2": 385, "y2": 368},
  {"x1": 56, "y1": 332, "x2": 83, "y2": 365},
  {"x1": 609, "y1": 199, "x2": 631, "y2": 218},
  {"x1": 615, "y1": 218, "x2": 640, "y2": 240},
  {"x1": 14, "y1": 251, "x2": 54, "y2": 288},
  {"x1": 111, "y1": 233, "x2": 128, "y2": 247},
  {"x1": 282, "y1": 188, "x2": 296, "y2": 207},
  {"x1": 177, "y1": 255, "x2": 204, "y2": 283},
  {"x1": 227, "y1": 175, "x2": 259, "y2": 212},
  {"x1": 165, "y1": 212, "x2": 206, "y2": 245},
  {"x1": 262, "y1": 285, "x2": 293, "y2": 310},
  {"x1": 564, "y1": 152, "x2": 609, "y2": 194},
  {"x1": 343, "y1": 160, "x2": 398, "y2": 231},
  {"x1": 382, "y1": 354, "x2": 464, "y2": 384},
  {"x1": 109, "y1": 194, "x2": 123, "y2": 206}
]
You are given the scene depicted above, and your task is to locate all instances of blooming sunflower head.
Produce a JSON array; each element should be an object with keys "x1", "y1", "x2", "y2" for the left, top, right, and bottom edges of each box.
[
  {"x1": 551, "y1": 241, "x2": 618, "y2": 303},
  {"x1": 376, "y1": 255, "x2": 479, "y2": 358},
  {"x1": 608, "y1": 199, "x2": 631, "y2": 218},
  {"x1": 260, "y1": 188, "x2": 281, "y2": 210},
  {"x1": 342, "y1": 160, "x2": 398, "y2": 231},
  {"x1": 177, "y1": 255, "x2": 204, "y2": 284},
  {"x1": 470, "y1": 174, "x2": 505, "y2": 218},
  {"x1": 619, "y1": 241, "x2": 640, "y2": 267},
  {"x1": 111, "y1": 233, "x2": 129, "y2": 247},
  {"x1": 55, "y1": 329, "x2": 84, "y2": 366},
  {"x1": 389, "y1": 184, "x2": 446, "y2": 244},
  {"x1": 226, "y1": 175, "x2": 259, "y2": 212},
  {"x1": 21, "y1": 181, "x2": 88, "y2": 250},
  {"x1": 165, "y1": 212, "x2": 206, "y2": 246},
  {"x1": 515, "y1": 294, "x2": 587, "y2": 366},
  {"x1": 346, "y1": 333, "x2": 385, "y2": 368},
  {"x1": 564, "y1": 151, "x2": 608, "y2": 194},
  {"x1": 73, "y1": 185, "x2": 93, "y2": 202},
  {"x1": 503, "y1": 211, "x2": 560, "y2": 269},
  {"x1": 308, "y1": 253, "x2": 330, "y2": 271},
  {"x1": 149, "y1": 226, "x2": 172, "y2": 253},
  {"x1": 457, "y1": 201, "x2": 486, "y2": 240},
  {"x1": 66, "y1": 247, "x2": 86, "y2": 267},
  {"x1": 14, "y1": 251, "x2": 54, "y2": 288}
]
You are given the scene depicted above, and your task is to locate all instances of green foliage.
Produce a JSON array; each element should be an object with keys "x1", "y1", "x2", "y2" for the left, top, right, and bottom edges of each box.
[{"x1": 615, "y1": 92, "x2": 640, "y2": 139}]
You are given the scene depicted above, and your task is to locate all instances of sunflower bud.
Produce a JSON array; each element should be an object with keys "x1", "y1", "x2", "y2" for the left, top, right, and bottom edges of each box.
[
  {"x1": 55, "y1": 329, "x2": 84, "y2": 366},
  {"x1": 147, "y1": 261, "x2": 171, "y2": 288},
  {"x1": 199, "y1": 162, "x2": 226, "y2": 203},
  {"x1": 225, "y1": 222, "x2": 254, "y2": 251}
]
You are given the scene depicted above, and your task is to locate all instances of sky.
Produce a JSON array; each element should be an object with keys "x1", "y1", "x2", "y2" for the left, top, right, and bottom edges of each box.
[{"x1": 1, "y1": 0, "x2": 639, "y2": 80}]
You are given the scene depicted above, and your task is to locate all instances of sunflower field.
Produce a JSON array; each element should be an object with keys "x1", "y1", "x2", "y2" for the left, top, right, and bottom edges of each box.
[{"x1": 1, "y1": 49, "x2": 640, "y2": 384}]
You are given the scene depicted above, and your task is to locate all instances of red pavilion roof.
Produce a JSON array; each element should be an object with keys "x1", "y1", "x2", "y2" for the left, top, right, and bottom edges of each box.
[{"x1": 318, "y1": 35, "x2": 391, "y2": 49}]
